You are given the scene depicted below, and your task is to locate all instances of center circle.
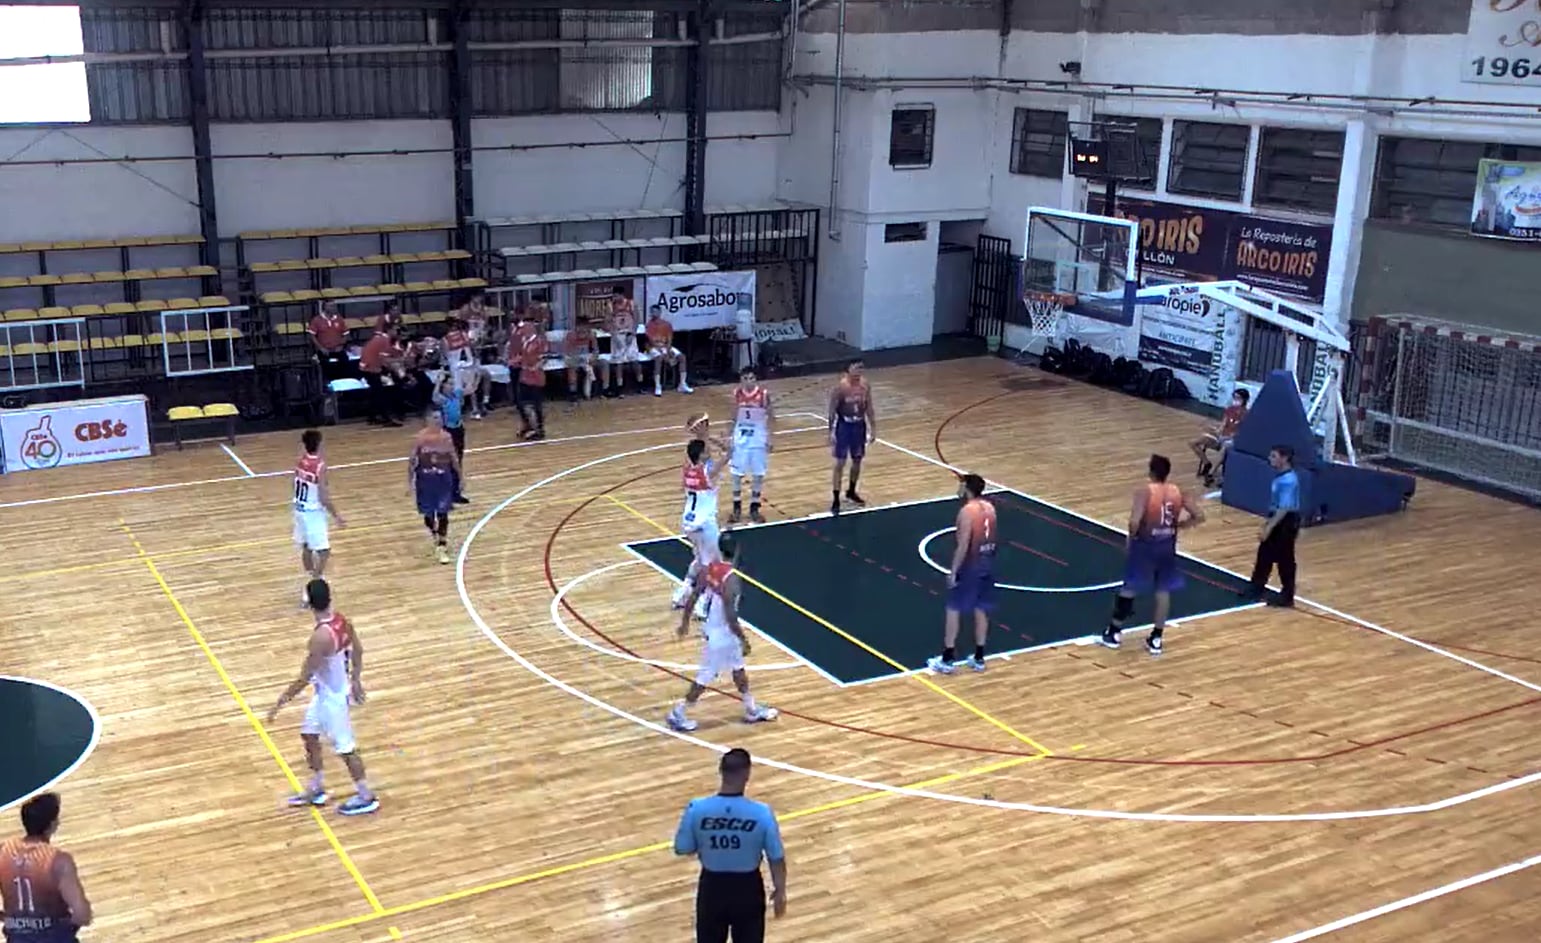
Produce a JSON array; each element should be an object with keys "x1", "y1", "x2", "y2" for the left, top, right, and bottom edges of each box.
[{"x1": 916, "y1": 527, "x2": 1121, "y2": 594}]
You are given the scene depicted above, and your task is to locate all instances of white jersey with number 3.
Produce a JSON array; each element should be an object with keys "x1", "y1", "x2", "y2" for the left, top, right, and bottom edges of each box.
[{"x1": 733, "y1": 386, "x2": 770, "y2": 449}]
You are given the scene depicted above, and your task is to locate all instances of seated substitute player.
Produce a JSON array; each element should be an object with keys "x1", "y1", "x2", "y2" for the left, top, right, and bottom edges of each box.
[
  {"x1": 667, "y1": 531, "x2": 779, "y2": 732},
  {"x1": 644, "y1": 303, "x2": 693, "y2": 397},
  {"x1": 564, "y1": 316, "x2": 600, "y2": 402},
  {"x1": 1190, "y1": 388, "x2": 1250, "y2": 487},
  {"x1": 1101, "y1": 454, "x2": 1204, "y2": 657}
]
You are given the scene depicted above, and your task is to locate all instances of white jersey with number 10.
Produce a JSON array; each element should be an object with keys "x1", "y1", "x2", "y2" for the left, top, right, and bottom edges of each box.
[{"x1": 294, "y1": 454, "x2": 325, "y2": 512}]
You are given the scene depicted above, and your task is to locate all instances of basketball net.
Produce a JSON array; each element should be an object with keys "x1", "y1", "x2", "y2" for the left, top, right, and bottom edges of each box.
[{"x1": 1022, "y1": 289, "x2": 1074, "y2": 341}]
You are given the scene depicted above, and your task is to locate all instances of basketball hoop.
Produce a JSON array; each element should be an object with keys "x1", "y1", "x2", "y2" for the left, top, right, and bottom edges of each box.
[{"x1": 1022, "y1": 289, "x2": 1075, "y2": 340}]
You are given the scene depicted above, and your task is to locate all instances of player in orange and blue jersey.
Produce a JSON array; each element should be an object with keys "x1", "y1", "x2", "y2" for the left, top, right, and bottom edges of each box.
[
  {"x1": 1101, "y1": 454, "x2": 1204, "y2": 657},
  {"x1": 0, "y1": 793, "x2": 91, "y2": 943},
  {"x1": 928, "y1": 474, "x2": 998, "y2": 675}
]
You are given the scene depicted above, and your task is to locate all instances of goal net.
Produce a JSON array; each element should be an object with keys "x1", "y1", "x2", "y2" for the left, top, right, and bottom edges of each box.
[{"x1": 1357, "y1": 316, "x2": 1541, "y2": 499}]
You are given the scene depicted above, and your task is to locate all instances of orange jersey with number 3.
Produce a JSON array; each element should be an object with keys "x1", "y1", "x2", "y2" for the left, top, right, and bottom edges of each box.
[{"x1": 958, "y1": 497, "x2": 998, "y2": 564}]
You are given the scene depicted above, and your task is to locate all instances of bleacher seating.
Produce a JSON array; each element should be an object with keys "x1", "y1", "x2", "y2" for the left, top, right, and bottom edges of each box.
[
  {"x1": 258, "y1": 277, "x2": 486, "y2": 306},
  {"x1": 510, "y1": 262, "x2": 718, "y2": 286}
]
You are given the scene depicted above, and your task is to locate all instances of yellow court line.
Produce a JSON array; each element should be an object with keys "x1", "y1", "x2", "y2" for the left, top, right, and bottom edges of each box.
[
  {"x1": 603, "y1": 494, "x2": 1054, "y2": 756},
  {"x1": 115, "y1": 521, "x2": 404, "y2": 942},
  {"x1": 248, "y1": 753, "x2": 1042, "y2": 943}
]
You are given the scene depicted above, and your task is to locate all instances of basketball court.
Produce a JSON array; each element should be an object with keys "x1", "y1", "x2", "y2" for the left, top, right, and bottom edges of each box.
[{"x1": 3, "y1": 356, "x2": 1540, "y2": 943}]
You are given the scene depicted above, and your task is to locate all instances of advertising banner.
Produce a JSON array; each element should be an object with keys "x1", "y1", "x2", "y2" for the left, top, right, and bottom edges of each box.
[
  {"x1": 644, "y1": 270, "x2": 757, "y2": 331},
  {"x1": 1135, "y1": 286, "x2": 1245, "y2": 409},
  {"x1": 1089, "y1": 195, "x2": 1333, "y2": 302},
  {"x1": 0, "y1": 395, "x2": 152, "y2": 473},
  {"x1": 1471, "y1": 158, "x2": 1541, "y2": 240},
  {"x1": 1463, "y1": 1, "x2": 1541, "y2": 86}
]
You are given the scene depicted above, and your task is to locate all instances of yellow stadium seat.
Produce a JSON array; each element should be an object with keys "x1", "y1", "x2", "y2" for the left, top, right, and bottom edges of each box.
[
  {"x1": 78, "y1": 238, "x2": 116, "y2": 250},
  {"x1": 274, "y1": 322, "x2": 305, "y2": 335},
  {"x1": 119, "y1": 334, "x2": 144, "y2": 347},
  {"x1": 0, "y1": 244, "x2": 20, "y2": 254},
  {"x1": 237, "y1": 230, "x2": 271, "y2": 241},
  {"x1": 319, "y1": 287, "x2": 350, "y2": 299},
  {"x1": 202, "y1": 402, "x2": 238, "y2": 418},
  {"x1": 49, "y1": 340, "x2": 81, "y2": 353},
  {"x1": 388, "y1": 252, "x2": 421, "y2": 263},
  {"x1": 275, "y1": 260, "x2": 308, "y2": 272},
  {"x1": 398, "y1": 312, "x2": 422, "y2": 325},
  {"x1": 124, "y1": 269, "x2": 156, "y2": 280},
  {"x1": 0, "y1": 345, "x2": 8, "y2": 356},
  {"x1": 144, "y1": 332, "x2": 180, "y2": 345},
  {"x1": 403, "y1": 281, "x2": 434, "y2": 293},
  {"x1": 153, "y1": 267, "x2": 188, "y2": 279},
  {"x1": 164, "y1": 298, "x2": 198, "y2": 310},
  {"x1": 0, "y1": 276, "x2": 26, "y2": 288},
  {"x1": 250, "y1": 262, "x2": 280, "y2": 273},
  {"x1": 210, "y1": 327, "x2": 243, "y2": 341},
  {"x1": 362, "y1": 254, "x2": 392, "y2": 265},
  {"x1": 346, "y1": 285, "x2": 378, "y2": 297},
  {"x1": 180, "y1": 329, "x2": 210, "y2": 343},
  {"x1": 306, "y1": 258, "x2": 340, "y2": 269},
  {"x1": 11, "y1": 342, "x2": 47, "y2": 355},
  {"x1": 349, "y1": 224, "x2": 384, "y2": 234},
  {"x1": 114, "y1": 236, "x2": 151, "y2": 247},
  {"x1": 185, "y1": 265, "x2": 218, "y2": 277},
  {"x1": 20, "y1": 241, "x2": 51, "y2": 252},
  {"x1": 290, "y1": 289, "x2": 323, "y2": 302},
  {"x1": 39, "y1": 307, "x2": 71, "y2": 319},
  {"x1": 51, "y1": 240, "x2": 84, "y2": 250},
  {"x1": 103, "y1": 302, "x2": 136, "y2": 316},
  {"x1": 135, "y1": 299, "x2": 168, "y2": 312},
  {"x1": 456, "y1": 277, "x2": 488, "y2": 289},
  {"x1": 199, "y1": 295, "x2": 230, "y2": 307},
  {"x1": 295, "y1": 227, "x2": 329, "y2": 238},
  {"x1": 376, "y1": 283, "x2": 407, "y2": 294},
  {"x1": 3, "y1": 309, "x2": 37, "y2": 322},
  {"x1": 59, "y1": 273, "x2": 95, "y2": 285},
  {"x1": 167, "y1": 405, "x2": 203, "y2": 421},
  {"x1": 416, "y1": 310, "x2": 447, "y2": 324},
  {"x1": 412, "y1": 250, "x2": 447, "y2": 262},
  {"x1": 92, "y1": 271, "x2": 127, "y2": 283},
  {"x1": 70, "y1": 304, "x2": 105, "y2": 317},
  {"x1": 87, "y1": 337, "x2": 119, "y2": 350},
  {"x1": 344, "y1": 317, "x2": 371, "y2": 330},
  {"x1": 444, "y1": 249, "x2": 473, "y2": 260},
  {"x1": 259, "y1": 291, "x2": 294, "y2": 304},
  {"x1": 431, "y1": 279, "x2": 458, "y2": 289},
  {"x1": 27, "y1": 274, "x2": 61, "y2": 287}
]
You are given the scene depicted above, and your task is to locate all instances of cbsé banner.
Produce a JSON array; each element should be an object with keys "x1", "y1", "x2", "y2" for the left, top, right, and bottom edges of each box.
[
  {"x1": 1089, "y1": 195, "x2": 1332, "y2": 302},
  {"x1": 644, "y1": 270, "x2": 757, "y2": 331},
  {"x1": 0, "y1": 394, "x2": 152, "y2": 474}
]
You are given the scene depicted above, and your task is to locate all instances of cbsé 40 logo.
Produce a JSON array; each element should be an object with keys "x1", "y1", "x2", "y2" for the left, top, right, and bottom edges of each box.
[{"x1": 16, "y1": 414, "x2": 131, "y2": 470}]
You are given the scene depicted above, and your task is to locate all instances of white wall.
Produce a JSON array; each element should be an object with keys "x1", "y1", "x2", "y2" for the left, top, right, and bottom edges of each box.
[
  {"x1": 0, "y1": 126, "x2": 199, "y2": 243},
  {"x1": 861, "y1": 221, "x2": 940, "y2": 349}
]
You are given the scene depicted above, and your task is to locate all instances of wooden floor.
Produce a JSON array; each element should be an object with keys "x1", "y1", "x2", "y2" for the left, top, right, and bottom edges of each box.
[{"x1": 4, "y1": 357, "x2": 1540, "y2": 943}]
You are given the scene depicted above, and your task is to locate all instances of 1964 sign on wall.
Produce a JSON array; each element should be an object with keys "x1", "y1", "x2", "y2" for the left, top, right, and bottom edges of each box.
[{"x1": 1465, "y1": 0, "x2": 1541, "y2": 84}]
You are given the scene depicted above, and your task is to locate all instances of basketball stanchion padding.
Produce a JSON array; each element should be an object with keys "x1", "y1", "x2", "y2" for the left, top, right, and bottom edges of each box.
[{"x1": 1229, "y1": 370, "x2": 1318, "y2": 468}]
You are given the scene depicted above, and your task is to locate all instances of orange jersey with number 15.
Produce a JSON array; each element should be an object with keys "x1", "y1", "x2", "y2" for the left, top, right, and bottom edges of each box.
[{"x1": 1140, "y1": 482, "x2": 1185, "y2": 541}]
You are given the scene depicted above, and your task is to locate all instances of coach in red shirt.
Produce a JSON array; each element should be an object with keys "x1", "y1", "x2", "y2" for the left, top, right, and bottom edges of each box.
[
  {"x1": 308, "y1": 302, "x2": 353, "y2": 381},
  {"x1": 359, "y1": 324, "x2": 405, "y2": 427}
]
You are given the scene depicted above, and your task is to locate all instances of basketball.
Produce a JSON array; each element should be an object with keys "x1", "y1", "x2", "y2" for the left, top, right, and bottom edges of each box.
[{"x1": 686, "y1": 412, "x2": 710, "y2": 437}]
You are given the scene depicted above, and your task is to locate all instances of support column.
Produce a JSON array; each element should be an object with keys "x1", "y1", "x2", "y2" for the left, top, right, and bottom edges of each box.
[
  {"x1": 184, "y1": 0, "x2": 219, "y2": 271},
  {"x1": 447, "y1": 0, "x2": 475, "y2": 243},
  {"x1": 682, "y1": 0, "x2": 711, "y2": 239},
  {"x1": 1323, "y1": 117, "x2": 1376, "y2": 330}
]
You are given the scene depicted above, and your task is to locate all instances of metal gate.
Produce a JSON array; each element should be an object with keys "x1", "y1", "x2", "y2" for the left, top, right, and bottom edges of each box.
[{"x1": 968, "y1": 234, "x2": 1013, "y2": 342}]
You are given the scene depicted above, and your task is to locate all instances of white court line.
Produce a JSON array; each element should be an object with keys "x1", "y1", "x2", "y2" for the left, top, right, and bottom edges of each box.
[
  {"x1": 842, "y1": 601, "x2": 1266, "y2": 687},
  {"x1": 1204, "y1": 489, "x2": 1222, "y2": 500},
  {"x1": 552, "y1": 559, "x2": 804, "y2": 673},
  {"x1": 859, "y1": 425, "x2": 1541, "y2": 697},
  {"x1": 1265, "y1": 850, "x2": 1541, "y2": 942},
  {"x1": 0, "y1": 676, "x2": 103, "y2": 814},
  {"x1": 0, "y1": 421, "x2": 691, "y2": 511},
  {"x1": 219, "y1": 443, "x2": 256, "y2": 477},
  {"x1": 915, "y1": 525, "x2": 1121, "y2": 594},
  {"x1": 456, "y1": 432, "x2": 1541, "y2": 822}
]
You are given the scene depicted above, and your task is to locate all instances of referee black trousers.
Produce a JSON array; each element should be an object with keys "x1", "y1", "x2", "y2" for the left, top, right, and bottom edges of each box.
[
  {"x1": 1249, "y1": 512, "x2": 1300, "y2": 603},
  {"x1": 696, "y1": 870, "x2": 765, "y2": 943}
]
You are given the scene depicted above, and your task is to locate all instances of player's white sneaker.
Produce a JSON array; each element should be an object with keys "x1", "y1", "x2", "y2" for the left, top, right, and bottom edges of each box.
[
  {"x1": 693, "y1": 596, "x2": 709, "y2": 620},
  {"x1": 337, "y1": 794, "x2": 380, "y2": 816},
  {"x1": 287, "y1": 791, "x2": 327, "y2": 807},
  {"x1": 678, "y1": 382, "x2": 694, "y2": 394},
  {"x1": 966, "y1": 656, "x2": 986, "y2": 672},
  {"x1": 666, "y1": 706, "x2": 698, "y2": 732},
  {"x1": 744, "y1": 705, "x2": 778, "y2": 723},
  {"x1": 926, "y1": 655, "x2": 955, "y2": 675}
]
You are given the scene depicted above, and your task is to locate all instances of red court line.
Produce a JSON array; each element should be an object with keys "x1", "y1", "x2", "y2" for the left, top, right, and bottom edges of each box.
[
  {"x1": 523, "y1": 446, "x2": 1535, "y2": 772},
  {"x1": 1009, "y1": 539, "x2": 1068, "y2": 567}
]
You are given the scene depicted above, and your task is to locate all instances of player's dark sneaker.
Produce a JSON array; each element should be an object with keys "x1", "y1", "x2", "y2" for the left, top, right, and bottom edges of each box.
[
  {"x1": 1098, "y1": 628, "x2": 1121, "y2": 650},
  {"x1": 845, "y1": 490, "x2": 866, "y2": 507}
]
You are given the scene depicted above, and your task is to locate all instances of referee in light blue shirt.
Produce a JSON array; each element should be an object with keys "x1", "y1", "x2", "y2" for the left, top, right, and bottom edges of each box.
[
  {"x1": 1248, "y1": 443, "x2": 1300, "y2": 607},
  {"x1": 674, "y1": 748, "x2": 787, "y2": 943},
  {"x1": 432, "y1": 372, "x2": 469, "y2": 504}
]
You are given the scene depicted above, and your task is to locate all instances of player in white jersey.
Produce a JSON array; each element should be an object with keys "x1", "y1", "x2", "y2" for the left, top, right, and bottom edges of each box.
[
  {"x1": 266, "y1": 578, "x2": 380, "y2": 816},
  {"x1": 666, "y1": 531, "x2": 778, "y2": 731},
  {"x1": 672, "y1": 427, "x2": 732, "y2": 616},
  {"x1": 293, "y1": 429, "x2": 346, "y2": 606},
  {"x1": 727, "y1": 366, "x2": 774, "y2": 525}
]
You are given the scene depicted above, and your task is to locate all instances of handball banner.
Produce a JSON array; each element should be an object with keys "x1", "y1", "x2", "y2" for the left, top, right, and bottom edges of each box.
[{"x1": 644, "y1": 270, "x2": 756, "y2": 331}]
